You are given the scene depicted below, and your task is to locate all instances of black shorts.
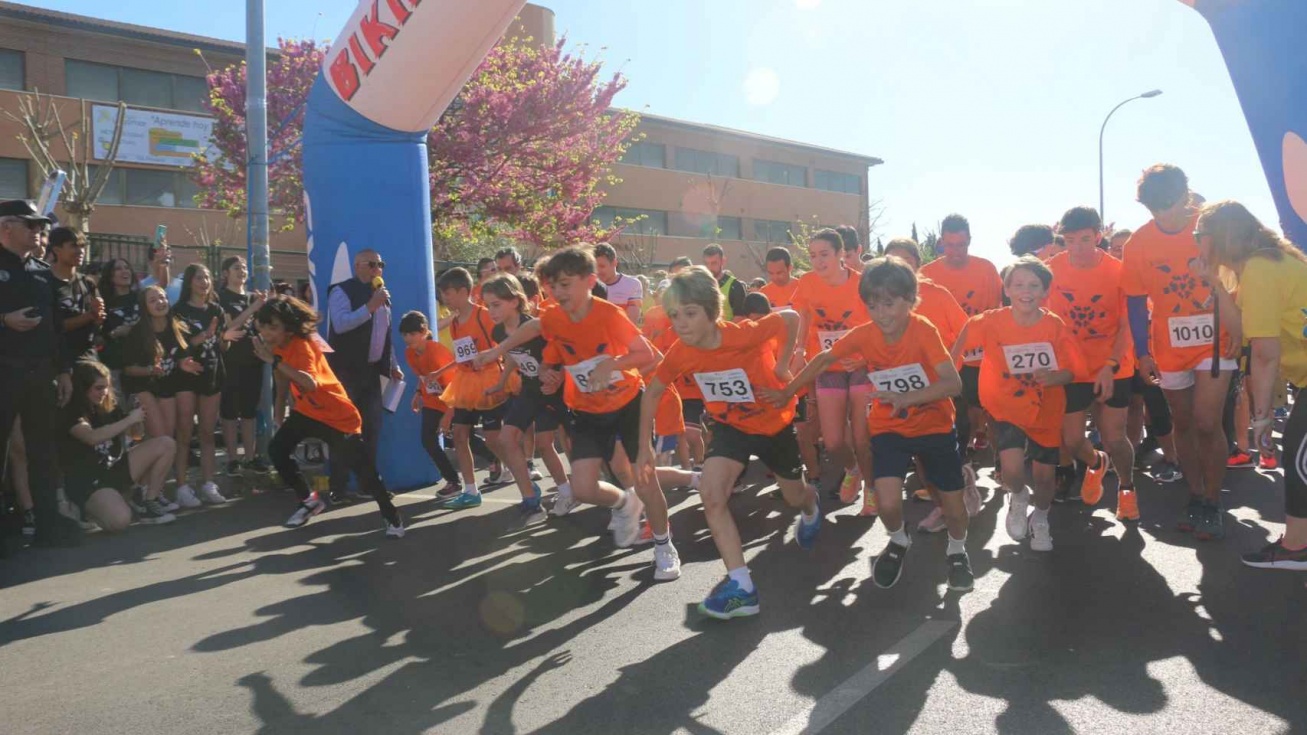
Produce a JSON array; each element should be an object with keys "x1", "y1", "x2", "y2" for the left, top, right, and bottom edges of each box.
[
  {"x1": 453, "y1": 403, "x2": 505, "y2": 431},
  {"x1": 705, "y1": 420, "x2": 804, "y2": 481},
  {"x1": 960, "y1": 365, "x2": 981, "y2": 406},
  {"x1": 175, "y1": 367, "x2": 224, "y2": 397},
  {"x1": 870, "y1": 431, "x2": 965, "y2": 491},
  {"x1": 794, "y1": 396, "x2": 809, "y2": 423},
  {"x1": 1065, "y1": 378, "x2": 1132, "y2": 412},
  {"x1": 570, "y1": 393, "x2": 643, "y2": 463},
  {"x1": 682, "y1": 398, "x2": 705, "y2": 426},
  {"x1": 64, "y1": 461, "x2": 134, "y2": 509},
  {"x1": 993, "y1": 420, "x2": 1060, "y2": 465},
  {"x1": 220, "y1": 360, "x2": 264, "y2": 420},
  {"x1": 503, "y1": 389, "x2": 567, "y2": 433}
]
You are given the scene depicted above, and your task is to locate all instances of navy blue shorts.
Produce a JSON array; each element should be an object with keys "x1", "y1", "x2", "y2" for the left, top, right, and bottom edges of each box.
[{"x1": 870, "y1": 431, "x2": 964, "y2": 492}]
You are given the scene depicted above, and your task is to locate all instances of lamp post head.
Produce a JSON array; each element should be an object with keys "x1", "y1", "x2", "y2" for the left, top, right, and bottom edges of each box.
[{"x1": 1141, "y1": 89, "x2": 1163, "y2": 98}]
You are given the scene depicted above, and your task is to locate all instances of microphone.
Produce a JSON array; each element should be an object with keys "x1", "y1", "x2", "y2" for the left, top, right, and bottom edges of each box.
[{"x1": 372, "y1": 276, "x2": 390, "y2": 306}]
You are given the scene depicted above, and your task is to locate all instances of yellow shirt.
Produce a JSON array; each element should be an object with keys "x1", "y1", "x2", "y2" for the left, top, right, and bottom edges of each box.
[
  {"x1": 1237, "y1": 254, "x2": 1307, "y2": 387},
  {"x1": 437, "y1": 304, "x2": 454, "y2": 351}
]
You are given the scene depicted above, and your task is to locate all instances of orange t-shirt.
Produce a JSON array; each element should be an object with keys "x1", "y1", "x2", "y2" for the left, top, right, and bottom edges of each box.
[
  {"x1": 959, "y1": 308, "x2": 1086, "y2": 447},
  {"x1": 791, "y1": 269, "x2": 870, "y2": 370},
  {"x1": 920, "y1": 256, "x2": 1004, "y2": 318},
  {"x1": 829, "y1": 314, "x2": 956, "y2": 438},
  {"x1": 915, "y1": 277, "x2": 969, "y2": 349},
  {"x1": 540, "y1": 297, "x2": 644, "y2": 414},
  {"x1": 654, "y1": 313, "x2": 796, "y2": 436},
  {"x1": 448, "y1": 304, "x2": 499, "y2": 374},
  {"x1": 276, "y1": 334, "x2": 362, "y2": 435},
  {"x1": 655, "y1": 383, "x2": 685, "y2": 436},
  {"x1": 760, "y1": 279, "x2": 801, "y2": 310},
  {"x1": 1047, "y1": 250, "x2": 1136, "y2": 381},
  {"x1": 653, "y1": 325, "x2": 702, "y2": 401},
  {"x1": 405, "y1": 339, "x2": 454, "y2": 411},
  {"x1": 1121, "y1": 216, "x2": 1231, "y2": 372},
  {"x1": 642, "y1": 304, "x2": 672, "y2": 344}
]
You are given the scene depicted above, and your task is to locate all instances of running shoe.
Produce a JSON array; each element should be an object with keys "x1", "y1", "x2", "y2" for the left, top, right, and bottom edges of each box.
[
  {"x1": 858, "y1": 490, "x2": 878, "y2": 517},
  {"x1": 441, "y1": 492, "x2": 483, "y2": 510},
  {"x1": 127, "y1": 492, "x2": 147, "y2": 517},
  {"x1": 1258, "y1": 452, "x2": 1279, "y2": 471},
  {"x1": 1029, "y1": 515, "x2": 1053, "y2": 552},
  {"x1": 839, "y1": 471, "x2": 861, "y2": 504},
  {"x1": 795, "y1": 503, "x2": 822, "y2": 550},
  {"x1": 1227, "y1": 450, "x2": 1254, "y2": 469},
  {"x1": 1241, "y1": 537, "x2": 1307, "y2": 570},
  {"x1": 872, "y1": 540, "x2": 910, "y2": 588},
  {"x1": 225, "y1": 460, "x2": 243, "y2": 478},
  {"x1": 485, "y1": 463, "x2": 503, "y2": 485},
  {"x1": 610, "y1": 490, "x2": 644, "y2": 548},
  {"x1": 436, "y1": 480, "x2": 461, "y2": 499},
  {"x1": 1176, "y1": 495, "x2": 1204, "y2": 533},
  {"x1": 1081, "y1": 451, "x2": 1109, "y2": 506},
  {"x1": 199, "y1": 482, "x2": 228, "y2": 505},
  {"x1": 1137, "y1": 434, "x2": 1161, "y2": 459},
  {"x1": 551, "y1": 492, "x2": 579, "y2": 517},
  {"x1": 138, "y1": 498, "x2": 177, "y2": 525},
  {"x1": 1005, "y1": 488, "x2": 1031, "y2": 542},
  {"x1": 247, "y1": 458, "x2": 272, "y2": 474},
  {"x1": 698, "y1": 578, "x2": 759, "y2": 620},
  {"x1": 154, "y1": 493, "x2": 180, "y2": 513},
  {"x1": 20, "y1": 508, "x2": 36, "y2": 538},
  {"x1": 285, "y1": 495, "x2": 326, "y2": 528},
  {"x1": 385, "y1": 519, "x2": 406, "y2": 539},
  {"x1": 527, "y1": 461, "x2": 544, "y2": 482},
  {"x1": 947, "y1": 552, "x2": 975, "y2": 592},
  {"x1": 175, "y1": 484, "x2": 202, "y2": 509},
  {"x1": 653, "y1": 541, "x2": 682, "y2": 581},
  {"x1": 1152, "y1": 461, "x2": 1183, "y2": 484},
  {"x1": 962, "y1": 464, "x2": 982, "y2": 517},
  {"x1": 1194, "y1": 502, "x2": 1225, "y2": 541},
  {"x1": 912, "y1": 487, "x2": 933, "y2": 502},
  {"x1": 1115, "y1": 487, "x2": 1140, "y2": 522},
  {"x1": 1274, "y1": 407, "x2": 1290, "y2": 420},
  {"x1": 916, "y1": 506, "x2": 947, "y2": 533},
  {"x1": 634, "y1": 520, "x2": 654, "y2": 545}
]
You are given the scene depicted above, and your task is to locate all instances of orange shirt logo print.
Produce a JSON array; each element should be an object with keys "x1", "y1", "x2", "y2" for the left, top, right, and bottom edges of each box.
[
  {"x1": 1058, "y1": 290, "x2": 1109, "y2": 337},
  {"x1": 1158, "y1": 259, "x2": 1212, "y2": 315}
]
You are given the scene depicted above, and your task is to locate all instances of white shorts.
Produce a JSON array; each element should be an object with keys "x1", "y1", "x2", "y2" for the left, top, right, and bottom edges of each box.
[{"x1": 1159, "y1": 358, "x2": 1238, "y2": 391}]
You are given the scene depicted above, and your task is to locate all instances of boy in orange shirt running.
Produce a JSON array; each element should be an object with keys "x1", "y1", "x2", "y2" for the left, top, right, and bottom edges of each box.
[
  {"x1": 771, "y1": 257, "x2": 973, "y2": 589},
  {"x1": 638, "y1": 267, "x2": 818, "y2": 619},
  {"x1": 399, "y1": 311, "x2": 461, "y2": 498},
  {"x1": 953, "y1": 257, "x2": 1085, "y2": 552}
]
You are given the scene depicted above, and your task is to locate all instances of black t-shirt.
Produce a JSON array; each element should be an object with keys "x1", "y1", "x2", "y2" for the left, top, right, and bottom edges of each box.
[
  {"x1": 100, "y1": 290, "x2": 140, "y2": 370},
  {"x1": 492, "y1": 315, "x2": 545, "y2": 391},
  {"x1": 60, "y1": 406, "x2": 127, "y2": 486},
  {"x1": 121, "y1": 320, "x2": 189, "y2": 397},
  {"x1": 219, "y1": 288, "x2": 258, "y2": 368},
  {"x1": 172, "y1": 300, "x2": 225, "y2": 379},
  {"x1": 54, "y1": 272, "x2": 99, "y2": 364}
]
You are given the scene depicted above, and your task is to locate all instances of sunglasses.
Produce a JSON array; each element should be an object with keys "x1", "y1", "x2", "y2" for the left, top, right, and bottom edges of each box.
[
  {"x1": 2, "y1": 218, "x2": 45, "y2": 231},
  {"x1": 364, "y1": 260, "x2": 386, "y2": 269}
]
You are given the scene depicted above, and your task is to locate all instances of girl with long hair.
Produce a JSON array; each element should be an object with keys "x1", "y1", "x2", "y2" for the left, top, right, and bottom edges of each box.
[
  {"x1": 100, "y1": 258, "x2": 141, "y2": 396},
  {"x1": 173, "y1": 263, "x2": 228, "y2": 506},
  {"x1": 217, "y1": 256, "x2": 268, "y2": 476}
]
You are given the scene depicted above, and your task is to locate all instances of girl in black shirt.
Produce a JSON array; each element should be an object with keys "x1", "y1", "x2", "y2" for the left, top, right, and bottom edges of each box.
[
  {"x1": 217, "y1": 256, "x2": 267, "y2": 475},
  {"x1": 100, "y1": 258, "x2": 141, "y2": 388},
  {"x1": 172, "y1": 264, "x2": 228, "y2": 506},
  {"x1": 122, "y1": 286, "x2": 201, "y2": 438}
]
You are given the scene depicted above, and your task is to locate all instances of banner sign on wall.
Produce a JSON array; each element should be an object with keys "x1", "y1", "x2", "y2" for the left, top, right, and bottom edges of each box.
[{"x1": 91, "y1": 104, "x2": 215, "y2": 167}]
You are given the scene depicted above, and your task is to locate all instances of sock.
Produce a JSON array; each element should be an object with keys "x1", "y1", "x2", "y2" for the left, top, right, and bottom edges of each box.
[
  {"x1": 690, "y1": 472, "x2": 702, "y2": 490},
  {"x1": 464, "y1": 482, "x2": 480, "y2": 496},
  {"x1": 947, "y1": 533, "x2": 967, "y2": 555},
  {"x1": 1030, "y1": 506, "x2": 1049, "y2": 525},
  {"x1": 727, "y1": 566, "x2": 755, "y2": 593},
  {"x1": 1089, "y1": 454, "x2": 1103, "y2": 471},
  {"x1": 888, "y1": 524, "x2": 910, "y2": 547},
  {"x1": 556, "y1": 482, "x2": 572, "y2": 497},
  {"x1": 1119, "y1": 484, "x2": 1135, "y2": 493},
  {"x1": 653, "y1": 531, "x2": 670, "y2": 545},
  {"x1": 611, "y1": 491, "x2": 628, "y2": 511},
  {"x1": 801, "y1": 506, "x2": 818, "y2": 525}
]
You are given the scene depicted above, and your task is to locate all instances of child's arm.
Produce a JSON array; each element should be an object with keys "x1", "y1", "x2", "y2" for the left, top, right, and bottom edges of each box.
[
  {"x1": 590, "y1": 335, "x2": 657, "y2": 388},
  {"x1": 774, "y1": 309, "x2": 800, "y2": 380},
  {"x1": 763, "y1": 348, "x2": 840, "y2": 406},
  {"x1": 872, "y1": 360, "x2": 963, "y2": 415},
  {"x1": 470, "y1": 320, "x2": 542, "y2": 367},
  {"x1": 634, "y1": 376, "x2": 668, "y2": 482}
]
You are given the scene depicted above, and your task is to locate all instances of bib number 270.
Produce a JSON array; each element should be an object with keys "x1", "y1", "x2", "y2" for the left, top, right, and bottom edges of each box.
[{"x1": 1002, "y1": 342, "x2": 1057, "y2": 374}]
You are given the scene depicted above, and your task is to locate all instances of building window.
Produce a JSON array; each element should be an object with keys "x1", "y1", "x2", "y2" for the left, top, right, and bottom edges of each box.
[
  {"x1": 814, "y1": 169, "x2": 861, "y2": 194},
  {"x1": 593, "y1": 206, "x2": 668, "y2": 236},
  {"x1": 715, "y1": 216, "x2": 742, "y2": 240},
  {"x1": 753, "y1": 160, "x2": 807, "y2": 187},
  {"x1": 620, "y1": 141, "x2": 666, "y2": 168},
  {"x1": 90, "y1": 165, "x2": 201, "y2": 208},
  {"x1": 0, "y1": 158, "x2": 29, "y2": 199},
  {"x1": 755, "y1": 219, "x2": 793, "y2": 244},
  {"x1": 66, "y1": 60, "x2": 207, "y2": 112},
  {"x1": 0, "y1": 49, "x2": 24, "y2": 91},
  {"x1": 673, "y1": 148, "x2": 740, "y2": 178}
]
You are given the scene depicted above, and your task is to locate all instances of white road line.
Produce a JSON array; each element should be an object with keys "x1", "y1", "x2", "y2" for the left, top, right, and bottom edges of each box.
[{"x1": 769, "y1": 620, "x2": 957, "y2": 735}]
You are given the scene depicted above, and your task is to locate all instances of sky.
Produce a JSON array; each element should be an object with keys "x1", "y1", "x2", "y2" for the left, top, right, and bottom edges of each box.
[{"x1": 41, "y1": 0, "x2": 1278, "y2": 264}]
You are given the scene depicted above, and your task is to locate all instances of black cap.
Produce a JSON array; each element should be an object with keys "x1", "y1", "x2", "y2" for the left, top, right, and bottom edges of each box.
[{"x1": 0, "y1": 199, "x2": 53, "y2": 224}]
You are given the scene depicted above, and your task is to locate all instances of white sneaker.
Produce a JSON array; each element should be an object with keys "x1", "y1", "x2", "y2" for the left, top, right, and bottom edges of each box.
[
  {"x1": 176, "y1": 484, "x2": 202, "y2": 509},
  {"x1": 653, "y1": 541, "x2": 682, "y2": 581},
  {"x1": 155, "y1": 492, "x2": 181, "y2": 513},
  {"x1": 385, "y1": 520, "x2": 406, "y2": 539},
  {"x1": 500, "y1": 468, "x2": 516, "y2": 485},
  {"x1": 1029, "y1": 515, "x2": 1053, "y2": 552},
  {"x1": 199, "y1": 482, "x2": 227, "y2": 505},
  {"x1": 527, "y1": 463, "x2": 543, "y2": 481},
  {"x1": 285, "y1": 495, "x2": 326, "y2": 528},
  {"x1": 1005, "y1": 488, "x2": 1031, "y2": 542},
  {"x1": 962, "y1": 464, "x2": 982, "y2": 517},
  {"x1": 611, "y1": 490, "x2": 645, "y2": 548},
  {"x1": 917, "y1": 506, "x2": 947, "y2": 533},
  {"x1": 552, "y1": 493, "x2": 579, "y2": 517}
]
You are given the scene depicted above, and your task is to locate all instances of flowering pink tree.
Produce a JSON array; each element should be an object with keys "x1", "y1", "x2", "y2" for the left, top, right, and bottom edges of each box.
[{"x1": 193, "y1": 36, "x2": 638, "y2": 246}]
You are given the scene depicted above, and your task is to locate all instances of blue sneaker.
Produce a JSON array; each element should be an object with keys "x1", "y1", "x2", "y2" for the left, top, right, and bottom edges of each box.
[
  {"x1": 442, "y1": 492, "x2": 483, "y2": 510},
  {"x1": 698, "y1": 578, "x2": 760, "y2": 620},
  {"x1": 518, "y1": 484, "x2": 544, "y2": 516},
  {"x1": 795, "y1": 503, "x2": 821, "y2": 550}
]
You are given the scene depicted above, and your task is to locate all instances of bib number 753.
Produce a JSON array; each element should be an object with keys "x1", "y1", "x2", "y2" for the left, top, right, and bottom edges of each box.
[{"x1": 693, "y1": 368, "x2": 755, "y2": 403}]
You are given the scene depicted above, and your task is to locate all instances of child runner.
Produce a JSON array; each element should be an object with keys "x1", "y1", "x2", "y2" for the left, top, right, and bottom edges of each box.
[
  {"x1": 640, "y1": 266, "x2": 819, "y2": 618},
  {"x1": 772, "y1": 257, "x2": 972, "y2": 589},
  {"x1": 253, "y1": 295, "x2": 404, "y2": 537},
  {"x1": 399, "y1": 311, "x2": 461, "y2": 498},
  {"x1": 953, "y1": 256, "x2": 1084, "y2": 552}
]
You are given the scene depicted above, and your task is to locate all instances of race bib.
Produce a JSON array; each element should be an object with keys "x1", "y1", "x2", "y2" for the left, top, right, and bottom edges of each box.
[
  {"x1": 818, "y1": 329, "x2": 850, "y2": 351},
  {"x1": 962, "y1": 347, "x2": 983, "y2": 363},
  {"x1": 421, "y1": 372, "x2": 443, "y2": 394},
  {"x1": 511, "y1": 351, "x2": 541, "y2": 378},
  {"x1": 868, "y1": 363, "x2": 930, "y2": 393},
  {"x1": 565, "y1": 355, "x2": 615, "y2": 394},
  {"x1": 1168, "y1": 314, "x2": 1215, "y2": 349},
  {"x1": 1002, "y1": 342, "x2": 1057, "y2": 374},
  {"x1": 694, "y1": 368, "x2": 756, "y2": 403},
  {"x1": 452, "y1": 336, "x2": 478, "y2": 364}
]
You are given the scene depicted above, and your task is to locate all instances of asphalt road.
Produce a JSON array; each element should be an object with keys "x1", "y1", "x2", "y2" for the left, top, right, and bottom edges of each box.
[{"x1": 2, "y1": 452, "x2": 1305, "y2": 735}]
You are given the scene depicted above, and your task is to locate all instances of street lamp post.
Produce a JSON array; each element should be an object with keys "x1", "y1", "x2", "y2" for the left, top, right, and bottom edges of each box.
[{"x1": 1099, "y1": 89, "x2": 1162, "y2": 222}]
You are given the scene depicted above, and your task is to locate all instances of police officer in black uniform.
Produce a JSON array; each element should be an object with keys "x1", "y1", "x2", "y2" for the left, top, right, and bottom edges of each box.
[{"x1": 0, "y1": 199, "x2": 79, "y2": 549}]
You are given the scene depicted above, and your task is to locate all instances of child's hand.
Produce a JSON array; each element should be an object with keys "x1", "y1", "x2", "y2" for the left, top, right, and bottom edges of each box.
[
  {"x1": 871, "y1": 389, "x2": 912, "y2": 416},
  {"x1": 1033, "y1": 368, "x2": 1056, "y2": 386},
  {"x1": 758, "y1": 387, "x2": 790, "y2": 408},
  {"x1": 540, "y1": 368, "x2": 563, "y2": 395},
  {"x1": 484, "y1": 380, "x2": 507, "y2": 396},
  {"x1": 634, "y1": 447, "x2": 658, "y2": 486},
  {"x1": 588, "y1": 357, "x2": 616, "y2": 391},
  {"x1": 471, "y1": 349, "x2": 497, "y2": 369},
  {"x1": 411, "y1": 392, "x2": 421, "y2": 413},
  {"x1": 179, "y1": 357, "x2": 203, "y2": 375}
]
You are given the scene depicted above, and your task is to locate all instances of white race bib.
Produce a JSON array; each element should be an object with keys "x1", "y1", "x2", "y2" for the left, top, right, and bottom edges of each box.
[
  {"x1": 693, "y1": 368, "x2": 756, "y2": 403},
  {"x1": 1168, "y1": 314, "x2": 1215, "y2": 349},
  {"x1": 868, "y1": 363, "x2": 930, "y2": 393},
  {"x1": 1002, "y1": 342, "x2": 1058, "y2": 374},
  {"x1": 452, "y1": 336, "x2": 478, "y2": 364},
  {"x1": 421, "y1": 372, "x2": 443, "y2": 394},
  {"x1": 818, "y1": 329, "x2": 850, "y2": 351},
  {"x1": 962, "y1": 347, "x2": 983, "y2": 363},
  {"x1": 511, "y1": 351, "x2": 541, "y2": 378},
  {"x1": 565, "y1": 355, "x2": 615, "y2": 394}
]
